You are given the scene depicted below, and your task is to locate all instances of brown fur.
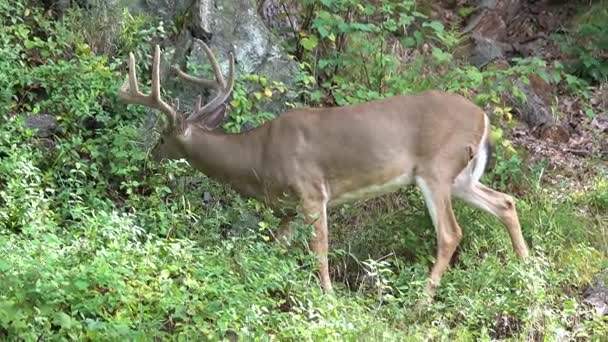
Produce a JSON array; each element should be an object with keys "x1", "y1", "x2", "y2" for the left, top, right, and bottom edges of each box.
[
  {"x1": 120, "y1": 46, "x2": 529, "y2": 295},
  {"x1": 156, "y1": 91, "x2": 528, "y2": 294}
]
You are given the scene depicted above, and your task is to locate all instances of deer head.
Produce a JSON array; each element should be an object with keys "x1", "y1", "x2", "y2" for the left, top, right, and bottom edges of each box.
[{"x1": 118, "y1": 41, "x2": 235, "y2": 161}]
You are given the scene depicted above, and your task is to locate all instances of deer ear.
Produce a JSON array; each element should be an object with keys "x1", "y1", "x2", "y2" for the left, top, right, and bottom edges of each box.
[{"x1": 202, "y1": 104, "x2": 228, "y2": 129}]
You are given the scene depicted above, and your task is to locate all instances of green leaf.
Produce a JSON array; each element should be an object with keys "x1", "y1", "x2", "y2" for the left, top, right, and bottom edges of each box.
[
  {"x1": 300, "y1": 36, "x2": 318, "y2": 51},
  {"x1": 458, "y1": 7, "x2": 475, "y2": 17},
  {"x1": 74, "y1": 279, "x2": 89, "y2": 290},
  {"x1": 54, "y1": 312, "x2": 74, "y2": 329},
  {"x1": 423, "y1": 21, "x2": 444, "y2": 33},
  {"x1": 491, "y1": 127, "x2": 503, "y2": 141},
  {"x1": 23, "y1": 39, "x2": 35, "y2": 49},
  {"x1": 317, "y1": 25, "x2": 330, "y2": 39},
  {"x1": 431, "y1": 47, "x2": 451, "y2": 63},
  {"x1": 0, "y1": 260, "x2": 10, "y2": 272},
  {"x1": 401, "y1": 37, "x2": 416, "y2": 47},
  {"x1": 398, "y1": 13, "x2": 414, "y2": 27},
  {"x1": 468, "y1": 69, "x2": 483, "y2": 84},
  {"x1": 414, "y1": 30, "x2": 424, "y2": 45},
  {"x1": 351, "y1": 22, "x2": 376, "y2": 32}
]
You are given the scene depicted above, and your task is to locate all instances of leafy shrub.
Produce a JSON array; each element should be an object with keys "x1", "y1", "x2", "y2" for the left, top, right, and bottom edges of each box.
[
  {"x1": 555, "y1": 1, "x2": 608, "y2": 83},
  {"x1": 284, "y1": 0, "x2": 461, "y2": 104}
]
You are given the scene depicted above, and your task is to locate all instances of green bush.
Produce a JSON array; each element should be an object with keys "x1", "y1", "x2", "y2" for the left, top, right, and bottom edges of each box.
[
  {"x1": 555, "y1": 1, "x2": 608, "y2": 83},
  {"x1": 0, "y1": 0, "x2": 606, "y2": 340}
]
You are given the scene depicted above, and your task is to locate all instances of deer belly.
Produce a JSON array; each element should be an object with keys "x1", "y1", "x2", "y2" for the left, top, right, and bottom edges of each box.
[{"x1": 329, "y1": 173, "x2": 413, "y2": 207}]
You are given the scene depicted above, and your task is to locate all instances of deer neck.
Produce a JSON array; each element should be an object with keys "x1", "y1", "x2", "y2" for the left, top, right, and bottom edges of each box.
[{"x1": 178, "y1": 125, "x2": 264, "y2": 194}]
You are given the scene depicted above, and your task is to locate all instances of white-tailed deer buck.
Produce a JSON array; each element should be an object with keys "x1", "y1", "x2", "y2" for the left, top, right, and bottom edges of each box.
[{"x1": 118, "y1": 41, "x2": 529, "y2": 295}]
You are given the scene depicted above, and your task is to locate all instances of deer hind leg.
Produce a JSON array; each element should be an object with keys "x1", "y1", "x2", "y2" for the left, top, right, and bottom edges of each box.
[
  {"x1": 416, "y1": 176, "x2": 463, "y2": 296},
  {"x1": 301, "y1": 189, "x2": 332, "y2": 293},
  {"x1": 453, "y1": 181, "x2": 529, "y2": 258}
]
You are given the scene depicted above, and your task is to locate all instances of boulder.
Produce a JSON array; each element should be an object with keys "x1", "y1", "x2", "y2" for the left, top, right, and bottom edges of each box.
[
  {"x1": 198, "y1": 0, "x2": 297, "y2": 85},
  {"x1": 463, "y1": 10, "x2": 507, "y2": 41},
  {"x1": 584, "y1": 273, "x2": 608, "y2": 316},
  {"x1": 137, "y1": 0, "x2": 299, "y2": 114},
  {"x1": 24, "y1": 114, "x2": 58, "y2": 138},
  {"x1": 507, "y1": 79, "x2": 570, "y2": 143},
  {"x1": 469, "y1": 35, "x2": 508, "y2": 67},
  {"x1": 63, "y1": 0, "x2": 298, "y2": 115},
  {"x1": 201, "y1": 0, "x2": 298, "y2": 114},
  {"x1": 258, "y1": 0, "x2": 300, "y2": 33}
]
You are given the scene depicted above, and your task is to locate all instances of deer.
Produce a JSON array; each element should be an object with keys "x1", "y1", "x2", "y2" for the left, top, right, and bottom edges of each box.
[{"x1": 118, "y1": 40, "x2": 530, "y2": 296}]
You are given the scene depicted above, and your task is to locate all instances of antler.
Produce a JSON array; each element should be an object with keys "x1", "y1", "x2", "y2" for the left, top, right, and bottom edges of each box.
[
  {"x1": 171, "y1": 39, "x2": 235, "y2": 123},
  {"x1": 118, "y1": 45, "x2": 177, "y2": 128}
]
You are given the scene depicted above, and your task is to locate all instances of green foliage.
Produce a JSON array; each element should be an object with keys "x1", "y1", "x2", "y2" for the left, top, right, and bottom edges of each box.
[
  {"x1": 555, "y1": 1, "x2": 608, "y2": 83},
  {"x1": 285, "y1": 0, "x2": 581, "y2": 192},
  {"x1": 291, "y1": 0, "x2": 459, "y2": 105},
  {"x1": 574, "y1": 177, "x2": 608, "y2": 214},
  {"x1": 175, "y1": 54, "x2": 287, "y2": 133},
  {"x1": 0, "y1": 0, "x2": 606, "y2": 340},
  {"x1": 224, "y1": 74, "x2": 286, "y2": 133},
  {"x1": 328, "y1": 182, "x2": 608, "y2": 339}
]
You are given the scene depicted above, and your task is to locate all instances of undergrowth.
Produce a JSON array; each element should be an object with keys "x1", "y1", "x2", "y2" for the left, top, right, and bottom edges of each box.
[{"x1": 0, "y1": 0, "x2": 606, "y2": 340}]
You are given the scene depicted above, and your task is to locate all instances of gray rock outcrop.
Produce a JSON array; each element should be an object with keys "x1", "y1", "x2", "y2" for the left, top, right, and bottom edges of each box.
[{"x1": 138, "y1": 0, "x2": 299, "y2": 114}]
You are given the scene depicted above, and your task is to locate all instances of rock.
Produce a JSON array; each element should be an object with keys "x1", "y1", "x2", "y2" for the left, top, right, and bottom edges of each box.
[
  {"x1": 223, "y1": 211, "x2": 259, "y2": 238},
  {"x1": 259, "y1": 0, "x2": 300, "y2": 33},
  {"x1": 473, "y1": 0, "x2": 522, "y2": 23},
  {"x1": 469, "y1": 35, "x2": 508, "y2": 67},
  {"x1": 202, "y1": 191, "x2": 213, "y2": 205},
  {"x1": 463, "y1": 0, "x2": 531, "y2": 68},
  {"x1": 591, "y1": 116, "x2": 608, "y2": 134},
  {"x1": 461, "y1": 1, "x2": 517, "y2": 68},
  {"x1": 41, "y1": 0, "x2": 71, "y2": 14},
  {"x1": 512, "y1": 36, "x2": 552, "y2": 58},
  {"x1": 529, "y1": 74, "x2": 553, "y2": 105},
  {"x1": 478, "y1": 0, "x2": 498, "y2": 8},
  {"x1": 584, "y1": 273, "x2": 608, "y2": 316},
  {"x1": 195, "y1": 0, "x2": 299, "y2": 112},
  {"x1": 535, "y1": 124, "x2": 570, "y2": 144},
  {"x1": 71, "y1": 0, "x2": 298, "y2": 117},
  {"x1": 134, "y1": 0, "x2": 299, "y2": 115},
  {"x1": 509, "y1": 80, "x2": 549, "y2": 129},
  {"x1": 24, "y1": 114, "x2": 58, "y2": 138},
  {"x1": 140, "y1": 0, "x2": 197, "y2": 26},
  {"x1": 507, "y1": 79, "x2": 570, "y2": 143},
  {"x1": 35, "y1": 138, "x2": 57, "y2": 153},
  {"x1": 463, "y1": 10, "x2": 506, "y2": 41},
  {"x1": 465, "y1": 0, "x2": 564, "y2": 61}
]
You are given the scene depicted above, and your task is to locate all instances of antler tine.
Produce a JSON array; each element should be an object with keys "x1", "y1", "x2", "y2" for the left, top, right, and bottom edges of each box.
[
  {"x1": 118, "y1": 52, "x2": 141, "y2": 98},
  {"x1": 170, "y1": 39, "x2": 225, "y2": 90},
  {"x1": 186, "y1": 52, "x2": 235, "y2": 123},
  {"x1": 151, "y1": 45, "x2": 162, "y2": 100},
  {"x1": 151, "y1": 45, "x2": 176, "y2": 117},
  {"x1": 118, "y1": 45, "x2": 177, "y2": 128},
  {"x1": 171, "y1": 66, "x2": 220, "y2": 90},
  {"x1": 127, "y1": 53, "x2": 140, "y2": 95},
  {"x1": 194, "y1": 95, "x2": 203, "y2": 112},
  {"x1": 199, "y1": 40, "x2": 226, "y2": 88},
  {"x1": 226, "y1": 51, "x2": 236, "y2": 92}
]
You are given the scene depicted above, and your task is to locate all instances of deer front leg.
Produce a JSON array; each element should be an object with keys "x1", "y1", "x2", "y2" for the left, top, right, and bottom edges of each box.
[
  {"x1": 416, "y1": 177, "x2": 463, "y2": 297},
  {"x1": 301, "y1": 195, "x2": 332, "y2": 293}
]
